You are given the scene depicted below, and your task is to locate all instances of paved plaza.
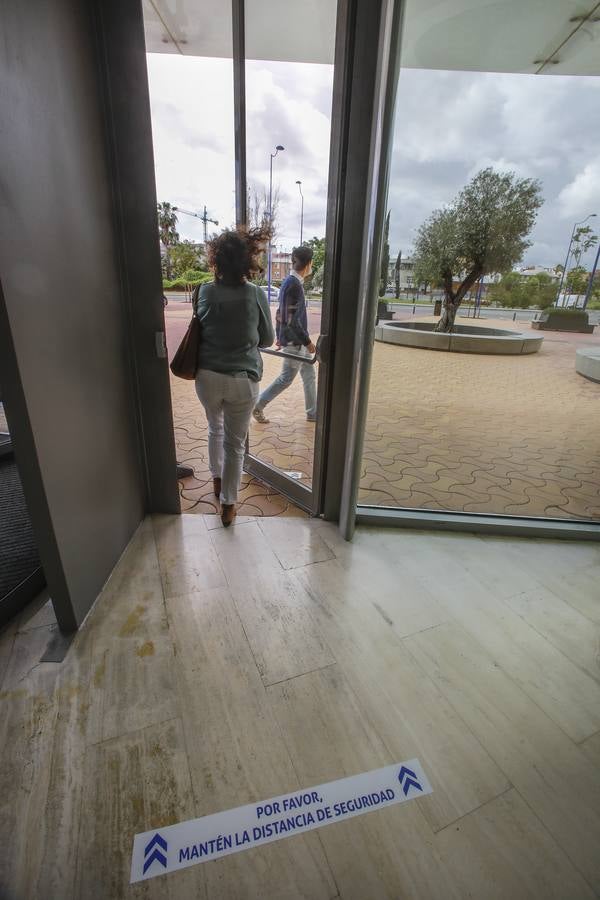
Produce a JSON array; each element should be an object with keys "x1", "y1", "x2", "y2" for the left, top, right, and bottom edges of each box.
[{"x1": 167, "y1": 303, "x2": 600, "y2": 520}]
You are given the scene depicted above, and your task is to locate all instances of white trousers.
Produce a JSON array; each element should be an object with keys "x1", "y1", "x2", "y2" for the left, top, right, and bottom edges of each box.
[{"x1": 195, "y1": 369, "x2": 259, "y2": 505}]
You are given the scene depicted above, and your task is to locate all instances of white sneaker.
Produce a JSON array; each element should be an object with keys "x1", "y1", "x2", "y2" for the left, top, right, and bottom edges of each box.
[{"x1": 252, "y1": 407, "x2": 270, "y2": 424}]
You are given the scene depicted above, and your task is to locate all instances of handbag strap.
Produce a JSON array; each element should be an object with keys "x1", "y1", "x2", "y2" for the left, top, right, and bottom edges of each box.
[{"x1": 191, "y1": 282, "x2": 202, "y2": 316}]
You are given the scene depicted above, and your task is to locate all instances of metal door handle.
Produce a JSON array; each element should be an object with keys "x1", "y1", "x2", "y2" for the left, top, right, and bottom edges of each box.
[{"x1": 260, "y1": 346, "x2": 319, "y2": 365}]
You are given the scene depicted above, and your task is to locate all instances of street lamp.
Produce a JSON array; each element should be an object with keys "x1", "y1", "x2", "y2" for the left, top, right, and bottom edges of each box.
[
  {"x1": 268, "y1": 145, "x2": 284, "y2": 303},
  {"x1": 296, "y1": 180, "x2": 304, "y2": 245},
  {"x1": 556, "y1": 213, "x2": 597, "y2": 306}
]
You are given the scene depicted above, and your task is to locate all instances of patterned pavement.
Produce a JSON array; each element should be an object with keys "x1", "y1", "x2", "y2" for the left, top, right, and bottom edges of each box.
[
  {"x1": 167, "y1": 302, "x2": 600, "y2": 520},
  {"x1": 168, "y1": 303, "x2": 314, "y2": 517},
  {"x1": 171, "y1": 357, "x2": 310, "y2": 517}
]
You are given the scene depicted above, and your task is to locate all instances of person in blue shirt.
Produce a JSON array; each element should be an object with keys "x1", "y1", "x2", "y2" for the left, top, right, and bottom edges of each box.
[{"x1": 252, "y1": 245, "x2": 317, "y2": 424}]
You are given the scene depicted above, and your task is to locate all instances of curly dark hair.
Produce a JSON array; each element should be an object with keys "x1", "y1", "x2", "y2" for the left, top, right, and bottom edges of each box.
[{"x1": 206, "y1": 225, "x2": 272, "y2": 286}]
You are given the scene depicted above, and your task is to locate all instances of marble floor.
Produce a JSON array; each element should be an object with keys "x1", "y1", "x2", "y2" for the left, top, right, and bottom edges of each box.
[{"x1": 1, "y1": 515, "x2": 599, "y2": 898}]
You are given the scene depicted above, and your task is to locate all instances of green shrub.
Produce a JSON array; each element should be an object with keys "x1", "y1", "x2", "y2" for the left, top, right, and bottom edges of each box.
[
  {"x1": 163, "y1": 272, "x2": 212, "y2": 291},
  {"x1": 540, "y1": 307, "x2": 589, "y2": 320},
  {"x1": 488, "y1": 272, "x2": 557, "y2": 309},
  {"x1": 181, "y1": 268, "x2": 211, "y2": 284}
]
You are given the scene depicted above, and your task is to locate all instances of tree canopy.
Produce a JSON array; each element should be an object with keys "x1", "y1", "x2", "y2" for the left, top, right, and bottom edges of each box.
[
  {"x1": 570, "y1": 226, "x2": 597, "y2": 268},
  {"x1": 305, "y1": 236, "x2": 326, "y2": 290},
  {"x1": 565, "y1": 266, "x2": 588, "y2": 297},
  {"x1": 157, "y1": 201, "x2": 179, "y2": 247},
  {"x1": 170, "y1": 240, "x2": 205, "y2": 278},
  {"x1": 157, "y1": 203, "x2": 210, "y2": 282},
  {"x1": 487, "y1": 271, "x2": 556, "y2": 309},
  {"x1": 413, "y1": 168, "x2": 543, "y2": 331},
  {"x1": 247, "y1": 184, "x2": 280, "y2": 238},
  {"x1": 306, "y1": 236, "x2": 325, "y2": 271}
]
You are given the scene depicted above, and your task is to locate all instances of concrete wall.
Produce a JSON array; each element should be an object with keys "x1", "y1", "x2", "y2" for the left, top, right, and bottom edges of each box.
[{"x1": 0, "y1": 0, "x2": 177, "y2": 630}]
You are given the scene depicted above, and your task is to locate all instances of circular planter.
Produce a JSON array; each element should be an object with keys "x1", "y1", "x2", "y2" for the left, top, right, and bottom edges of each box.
[
  {"x1": 575, "y1": 347, "x2": 600, "y2": 383},
  {"x1": 374, "y1": 321, "x2": 543, "y2": 355}
]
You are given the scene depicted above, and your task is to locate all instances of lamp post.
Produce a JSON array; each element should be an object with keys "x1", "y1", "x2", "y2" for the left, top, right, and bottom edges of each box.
[
  {"x1": 556, "y1": 213, "x2": 596, "y2": 306},
  {"x1": 295, "y1": 180, "x2": 304, "y2": 245},
  {"x1": 268, "y1": 145, "x2": 284, "y2": 303}
]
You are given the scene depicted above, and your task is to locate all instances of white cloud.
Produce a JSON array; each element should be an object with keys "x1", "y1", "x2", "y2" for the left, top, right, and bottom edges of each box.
[
  {"x1": 558, "y1": 160, "x2": 600, "y2": 220},
  {"x1": 245, "y1": 61, "x2": 333, "y2": 247},
  {"x1": 146, "y1": 52, "x2": 600, "y2": 267},
  {"x1": 389, "y1": 70, "x2": 600, "y2": 266},
  {"x1": 147, "y1": 54, "x2": 236, "y2": 243},
  {"x1": 146, "y1": 53, "x2": 332, "y2": 249}
]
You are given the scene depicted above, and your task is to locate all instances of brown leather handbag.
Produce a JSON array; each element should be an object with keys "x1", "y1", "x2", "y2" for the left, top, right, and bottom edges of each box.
[{"x1": 170, "y1": 286, "x2": 202, "y2": 380}]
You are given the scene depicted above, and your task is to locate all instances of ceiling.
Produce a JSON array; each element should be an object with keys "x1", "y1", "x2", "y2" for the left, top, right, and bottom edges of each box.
[{"x1": 143, "y1": 0, "x2": 600, "y2": 75}]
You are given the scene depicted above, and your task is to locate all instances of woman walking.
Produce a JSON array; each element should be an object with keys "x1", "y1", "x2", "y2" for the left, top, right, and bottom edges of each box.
[{"x1": 195, "y1": 227, "x2": 274, "y2": 526}]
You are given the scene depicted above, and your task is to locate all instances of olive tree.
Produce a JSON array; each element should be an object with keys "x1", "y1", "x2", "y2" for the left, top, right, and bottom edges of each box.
[{"x1": 413, "y1": 168, "x2": 543, "y2": 332}]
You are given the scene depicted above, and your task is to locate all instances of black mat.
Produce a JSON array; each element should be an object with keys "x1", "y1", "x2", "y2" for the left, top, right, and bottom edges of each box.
[{"x1": 0, "y1": 457, "x2": 42, "y2": 600}]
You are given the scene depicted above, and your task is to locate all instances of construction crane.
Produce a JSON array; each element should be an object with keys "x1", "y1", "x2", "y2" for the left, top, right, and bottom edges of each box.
[{"x1": 173, "y1": 205, "x2": 219, "y2": 243}]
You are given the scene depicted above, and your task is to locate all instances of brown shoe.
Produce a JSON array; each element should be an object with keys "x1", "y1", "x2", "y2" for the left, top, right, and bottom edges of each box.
[
  {"x1": 221, "y1": 503, "x2": 237, "y2": 528},
  {"x1": 213, "y1": 477, "x2": 222, "y2": 498}
]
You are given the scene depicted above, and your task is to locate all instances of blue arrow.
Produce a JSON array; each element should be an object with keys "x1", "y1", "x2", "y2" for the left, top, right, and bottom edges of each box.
[
  {"x1": 398, "y1": 766, "x2": 423, "y2": 796},
  {"x1": 144, "y1": 833, "x2": 167, "y2": 857},
  {"x1": 144, "y1": 848, "x2": 167, "y2": 874},
  {"x1": 401, "y1": 777, "x2": 423, "y2": 797}
]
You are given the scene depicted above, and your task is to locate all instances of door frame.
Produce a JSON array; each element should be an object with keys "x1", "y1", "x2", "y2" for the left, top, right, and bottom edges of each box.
[
  {"x1": 233, "y1": 0, "x2": 407, "y2": 523},
  {"x1": 232, "y1": 0, "x2": 345, "y2": 516}
]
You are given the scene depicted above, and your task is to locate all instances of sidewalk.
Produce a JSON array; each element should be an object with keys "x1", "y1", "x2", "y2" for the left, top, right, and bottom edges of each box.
[{"x1": 166, "y1": 305, "x2": 600, "y2": 520}]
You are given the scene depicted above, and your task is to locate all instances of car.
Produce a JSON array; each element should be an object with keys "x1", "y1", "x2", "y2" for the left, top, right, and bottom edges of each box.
[{"x1": 261, "y1": 286, "x2": 280, "y2": 301}]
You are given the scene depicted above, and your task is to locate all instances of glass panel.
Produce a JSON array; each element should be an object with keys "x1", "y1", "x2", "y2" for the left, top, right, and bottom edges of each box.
[
  {"x1": 142, "y1": 2, "x2": 237, "y2": 514},
  {"x1": 0, "y1": 399, "x2": 11, "y2": 458},
  {"x1": 361, "y1": 3, "x2": 600, "y2": 522},
  {"x1": 244, "y1": 0, "x2": 336, "y2": 491}
]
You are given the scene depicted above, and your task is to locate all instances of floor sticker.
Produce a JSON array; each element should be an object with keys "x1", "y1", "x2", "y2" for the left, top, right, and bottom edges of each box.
[{"x1": 131, "y1": 759, "x2": 433, "y2": 883}]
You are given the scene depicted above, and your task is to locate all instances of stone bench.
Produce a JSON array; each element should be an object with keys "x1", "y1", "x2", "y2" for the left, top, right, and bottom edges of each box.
[{"x1": 575, "y1": 347, "x2": 600, "y2": 383}]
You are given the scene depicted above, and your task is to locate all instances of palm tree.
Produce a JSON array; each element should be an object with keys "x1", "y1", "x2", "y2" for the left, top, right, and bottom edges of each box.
[{"x1": 157, "y1": 202, "x2": 179, "y2": 278}]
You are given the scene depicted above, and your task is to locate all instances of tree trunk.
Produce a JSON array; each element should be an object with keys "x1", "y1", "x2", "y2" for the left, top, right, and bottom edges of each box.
[{"x1": 435, "y1": 294, "x2": 458, "y2": 332}]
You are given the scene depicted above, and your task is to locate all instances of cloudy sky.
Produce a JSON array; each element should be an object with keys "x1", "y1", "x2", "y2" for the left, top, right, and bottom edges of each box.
[{"x1": 146, "y1": 53, "x2": 600, "y2": 269}]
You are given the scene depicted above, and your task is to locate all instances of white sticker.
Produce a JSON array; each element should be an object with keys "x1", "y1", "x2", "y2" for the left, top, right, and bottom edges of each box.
[{"x1": 131, "y1": 759, "x2": 432, "y2": 883}]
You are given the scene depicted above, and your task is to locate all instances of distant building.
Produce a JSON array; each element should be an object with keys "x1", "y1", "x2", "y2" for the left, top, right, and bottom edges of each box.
[
  {"x1": 517, "y1": 265, "x2": 560, "y2": 282},
  {"x1": 386, "y1": 258, "x2": 560, "y2": 297},
  {"x1": 271, "y1": 249, "x2": 292, "y2": 281},
  {"x1": 388, "y1": 256, "x2": 418, "y2": 291}
]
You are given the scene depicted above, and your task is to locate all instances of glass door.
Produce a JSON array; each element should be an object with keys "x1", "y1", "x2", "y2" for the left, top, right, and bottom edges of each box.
[
  {"x1": 341, "y1": 0, "x2": 600, "y2": 539},
  {"x1": 241, "y1": 0, "x2": 338, "y2": 513}
]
